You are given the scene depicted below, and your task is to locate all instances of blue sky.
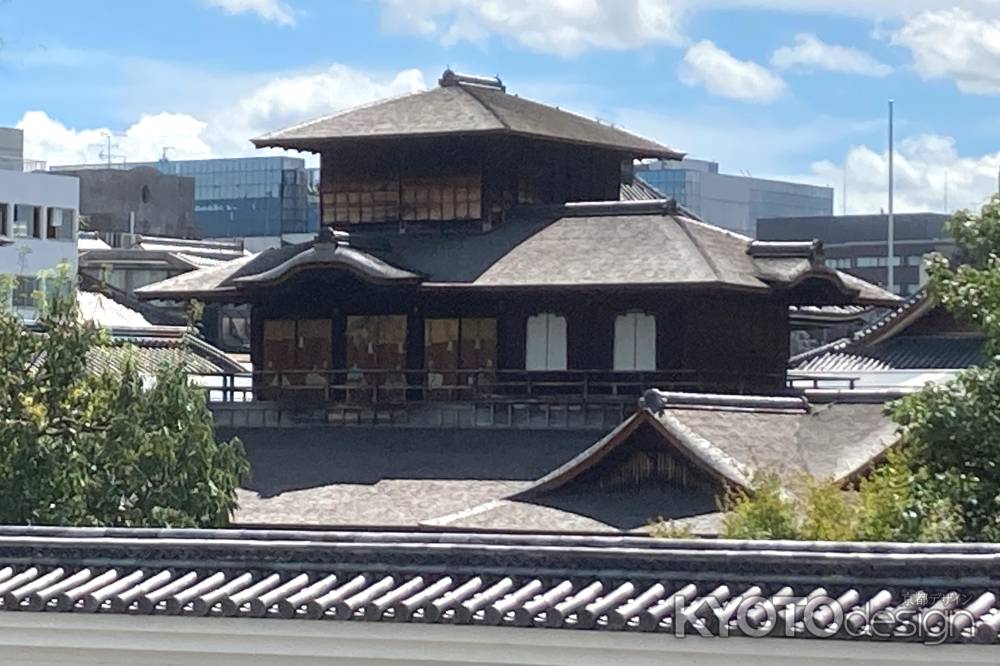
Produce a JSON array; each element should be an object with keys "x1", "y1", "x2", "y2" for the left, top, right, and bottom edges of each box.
[{"x1": 2, "y1": 0, "x2": 999, "y2": 214}]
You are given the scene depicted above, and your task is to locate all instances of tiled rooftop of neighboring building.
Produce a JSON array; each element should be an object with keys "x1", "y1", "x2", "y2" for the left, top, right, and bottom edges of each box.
[
  {"x1": 793, "y1": 290, "x2": 986, "y2": 373},
  {"x1": 0, "y1": 526, "x2": 998, "y2": 644},
  {"x1": 31, "y1": 291, "x2": 245, "y2": 376}
]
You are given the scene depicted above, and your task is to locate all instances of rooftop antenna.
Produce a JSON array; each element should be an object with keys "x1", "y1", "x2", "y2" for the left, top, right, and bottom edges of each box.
[
  {"x1": 97, "y1": 131, "x2": 124, "y2": 167},
  {"x1": 160, "y1": 146, "x2": 174, "y2": 164},
  {"x1": 944, "y1": 170, "x2": 949, "y2": 213}
]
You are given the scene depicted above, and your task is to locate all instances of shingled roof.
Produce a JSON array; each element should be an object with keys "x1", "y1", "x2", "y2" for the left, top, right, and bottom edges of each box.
[
  {"x1": 424, "y1": 392, "x2": 895, "y2": 534},
  {"x1": 228, "y1": 391, "x2": 896, "y2": 535},
  {"x1": 1, "y1": 526, "x2": 999, "y2": 645},
  {"x1": 137, "y1": 201, "x2": 899, "y2": 306},
  {"x1": 253, "y1": 70, "x2": 681, "y2": 159}
]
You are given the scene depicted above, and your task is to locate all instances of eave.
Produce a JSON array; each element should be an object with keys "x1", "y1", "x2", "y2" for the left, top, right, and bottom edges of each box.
[{"x1": 251, "y1": 127, "x2": 682, "y2": 160}]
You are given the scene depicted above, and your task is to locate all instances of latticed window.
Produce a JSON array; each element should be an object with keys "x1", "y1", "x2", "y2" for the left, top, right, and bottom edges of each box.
[{"x1": 322, "y1": 174, "x2": 481, "y2": 225}]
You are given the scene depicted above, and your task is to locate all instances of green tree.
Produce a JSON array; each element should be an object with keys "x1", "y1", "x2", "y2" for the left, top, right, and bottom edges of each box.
[
  {"x1": 888, "y1": 196, "x2": 1000, "y2": 541},
  {"x1": 719, "y1": 473, "x2": 800, "y2": 540},
  {"x1": 0, "y1": 276, "x2": 248, "y2": 527},
  {"x1": 710, "y1": 197, "x2": 1000, "y2": 543}
]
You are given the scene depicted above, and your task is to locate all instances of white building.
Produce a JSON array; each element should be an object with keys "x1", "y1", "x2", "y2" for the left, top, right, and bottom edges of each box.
[
  {"x1": 636, "y1": 158, "x2": 833, "y2": 237},
  {"x1": 0, "y1": 128, "x2": 80, "y2": 319}
]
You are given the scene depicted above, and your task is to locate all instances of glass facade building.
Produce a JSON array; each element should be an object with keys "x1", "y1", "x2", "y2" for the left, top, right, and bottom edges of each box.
[
  {"x1": 54, "y1": 156, "x2": 314, "y2": 240},
  {"x1": 636, "y1": 159, "x2": 833, "y2": 237},
  {"x1": 148, "y1": 157, "x2": 312, "y2": 239}
]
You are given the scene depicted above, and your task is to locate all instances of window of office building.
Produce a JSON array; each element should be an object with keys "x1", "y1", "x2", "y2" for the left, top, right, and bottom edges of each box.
[
  {"x1": 857, "y1": 256, "x2": 902, "y2": 268},
  {"x1": 825, "y1": 257, "x2": 853, "y2": 269},
  {"x1": 46, "y1": 208, "x2": 75, "y2": 240},
  {"x1": 13, "y1": 204, "x2": 36, "y2": 238}
]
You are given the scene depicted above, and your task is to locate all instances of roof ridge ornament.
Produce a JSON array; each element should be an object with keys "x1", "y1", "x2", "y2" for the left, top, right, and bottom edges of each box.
[
  {"x1": 639, "y1": 389, "x2": 809, "y2": 414},
  {"x1": 315, "y1": 226, "x2": 351, "y2": 247},
  {"x1": 560, "y1": 198, "x2": 678, "y2": 218},
  {"x1": 438, "y1": 68, "x2": 506, "y2": 92},
  {"x1": 747, "y1": 239, "x2": 825, "y2": 264}
]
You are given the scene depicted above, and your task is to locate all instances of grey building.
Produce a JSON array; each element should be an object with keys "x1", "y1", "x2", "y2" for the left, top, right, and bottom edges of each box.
[
  {"x1": 636, "y1": 158, "x2": 833, "y2": 236},
  {"x1": 757, "y1": 213, "x2": 954, "y2": 296},
  {"x1": 0, "y1": 127, "x2": 46, "y2": 173},
  {"x1": 55, "y1": 156, "x2": 314, "y2": 247},
  {"x1": 0, "y1": 128, "x2": 23, "y2": 172},
  {"x1": 58, "y1": 167, "x2": 197, "y2": 241}
]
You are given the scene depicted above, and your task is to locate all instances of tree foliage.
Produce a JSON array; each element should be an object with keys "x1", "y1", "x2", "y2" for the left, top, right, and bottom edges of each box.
[
  {"x1": 0, "y1": 278, "x2": 248, "y2": 527},
  {"x1": 710, "y1": 197, "x2": 1000, "y2": 542},
  {"x1": 712, "y1": 452, "x2": 960, "y2": 542},
  {"x1": 888, "y1": 195, "x2": 1000, "y2": 541},
  {"x1": 720, "y1": 473, "x2": 799, "y2": 540}
]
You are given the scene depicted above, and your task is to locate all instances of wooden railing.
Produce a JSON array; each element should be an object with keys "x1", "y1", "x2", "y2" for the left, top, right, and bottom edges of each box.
[{"x1": 193, "y1": 368, "x2": 789, "y2": 406}]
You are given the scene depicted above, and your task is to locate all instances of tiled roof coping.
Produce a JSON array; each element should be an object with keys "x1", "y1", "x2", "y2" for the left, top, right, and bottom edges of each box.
[{"x1": 640, "y1": 389, "x2": 809, "y2": 414}]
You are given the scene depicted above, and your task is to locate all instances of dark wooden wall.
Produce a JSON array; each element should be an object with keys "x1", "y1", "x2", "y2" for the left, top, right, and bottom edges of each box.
[
  {"x1": 250, "y1": 272, "x2": 791, "y2": 391},
  {"x1": 319, "y1": 135, "x2": 626, "y2": 228}
]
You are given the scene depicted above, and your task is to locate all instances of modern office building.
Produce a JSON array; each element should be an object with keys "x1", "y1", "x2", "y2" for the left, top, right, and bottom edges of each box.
[
  {"x1": 0, "y1": 130, "x2": 80, "y2": 319},
  {"x1": 635, "y1": 158, "x2": 833, "y2": 236},
  {"x1": 57, "y1": 166, "x2": 197, "y2": 243},
  {"x1": 0, "y1": 128, "x2": 24, "y2": 172},
  {"x1": 54, "y1": 156, "x2": 314, "y2": 250},
  {"x1": 757, "y1": 213, "x2": 954, "y2": 296}
]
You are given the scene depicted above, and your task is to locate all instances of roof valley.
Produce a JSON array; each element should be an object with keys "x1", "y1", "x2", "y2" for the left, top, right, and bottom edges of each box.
[{"x1": 461, "y1": 85, "x2": 512, "y2": 131}]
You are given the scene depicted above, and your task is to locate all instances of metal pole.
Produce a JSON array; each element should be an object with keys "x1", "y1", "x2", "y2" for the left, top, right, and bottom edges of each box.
[
  {"x1": 944, "y1": 171, "x2": 949, "y2": 213},
  {"x1": 843, "y1": 160, "x2": 848, "y2": 215},
  {"x1": 887, "y1": 99, "x2": 895, "y2": 293}
]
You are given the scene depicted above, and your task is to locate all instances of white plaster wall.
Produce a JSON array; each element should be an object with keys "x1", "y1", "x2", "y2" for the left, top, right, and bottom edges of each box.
[
  {"x1": 0, "y1": 170, "x2": 79, "y2": 277},
  {"x1": 790, "y1": 369, "x2": 961, "y2": 390},
  {"x1": 0, "y1": 613, "x2": 993, "y2": 666},
  {"x1": 0, "y1": 237, "x2": 78, "y2": 275}
]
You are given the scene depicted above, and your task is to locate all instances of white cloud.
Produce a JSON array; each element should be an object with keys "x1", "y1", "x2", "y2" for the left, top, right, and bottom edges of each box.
[
  {"x1": 377, "y1": 0, "x2": 687, "y2": 56},
  {"x1": 804, "y1": 134, "x2": 1000, "y2": 215},
  {"x1": 369, "y1": 0, "x2": 1000, "y2": 101},
  {"x1": 203, "y1": 0, "x2": 297, "y2": 26},
  {"x1": 207, "y1": 65, "x2": 426, "y2": 156},
  {"x1": 893, "y1": 8, "x2": 1000, "y2": 95},
  {"x1": 679, "y1": 40, "x2": 786, "y2": 103},
  {"x1": 18, "y1": 112, "x2": 213, "y2": 167},
  {"x1": 771, "y1": 33, "x2": 892, "y2": 77},
  {"x1": 18, "y1": 66, "x2": 428, "y2": 167}
]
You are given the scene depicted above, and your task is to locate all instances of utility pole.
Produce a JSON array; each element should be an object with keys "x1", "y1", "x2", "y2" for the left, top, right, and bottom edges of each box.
[
  {"x1": 843, "y1": 160, "x2": 848, "y2": 215},
  {"x1": 887, "y1": 100, "x2": 895, "y2": 293}
]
